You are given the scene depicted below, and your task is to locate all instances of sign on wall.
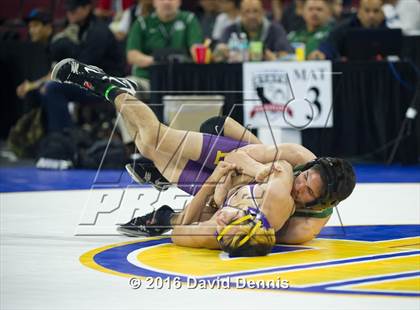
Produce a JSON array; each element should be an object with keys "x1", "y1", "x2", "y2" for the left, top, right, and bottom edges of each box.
[{"x1": 243, "y1": 61, "x2": 333, "y2": 129}]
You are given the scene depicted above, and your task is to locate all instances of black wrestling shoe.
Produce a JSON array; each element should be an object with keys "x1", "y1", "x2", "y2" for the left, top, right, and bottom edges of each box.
[
  {"x1": 125, "y1": 160, "x2": 171, "y2": 191},
  {"x1": 117, "y1": 205, "x2": 174, "y2": 237},
  {"x1": 51, "y1": 58, "x2": 138, "y2": 99}
]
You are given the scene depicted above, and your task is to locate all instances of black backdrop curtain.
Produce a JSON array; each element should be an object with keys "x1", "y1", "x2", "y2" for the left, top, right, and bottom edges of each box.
[
  {"x1": 150, "y1": 63, "x2": 244, "y2": 124},
  {"x1": 302, "y1": 62, "x2": 418, "y2": 164},
  {"x1": 0, "y1": 40, "x2": 51, "y2": 139},
  {"x1": 150, "y1": 62, "x2": 419, "y2": 164}
]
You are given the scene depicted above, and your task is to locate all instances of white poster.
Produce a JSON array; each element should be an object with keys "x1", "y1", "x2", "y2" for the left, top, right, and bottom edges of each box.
[{"x1": 243, "y1": 61, "x2": 333, "y2": 129}]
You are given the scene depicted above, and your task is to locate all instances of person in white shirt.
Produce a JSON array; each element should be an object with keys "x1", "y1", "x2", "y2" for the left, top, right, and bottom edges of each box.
[
  {"x1": 212, "y1": 0, "x2": 241, "y2": 41},
  {"x1": 382, "y1": 0, "x2": 420, "y2": 34}
]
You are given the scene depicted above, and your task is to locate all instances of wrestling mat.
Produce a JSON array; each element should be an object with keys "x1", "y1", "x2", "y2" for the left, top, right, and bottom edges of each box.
[
  {"x1": 81, "y1": 225, "x2": 420, "y2": 297},
  {"x1": 1, "y1": 166, "x2": 419, "y2": 309}
]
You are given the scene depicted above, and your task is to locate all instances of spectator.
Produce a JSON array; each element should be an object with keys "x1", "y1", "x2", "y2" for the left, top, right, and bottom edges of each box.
[
  {"x1": 126, "y1": 0, "x2": 203, "y2": 89},
  {"x1": 24, "y1": 9, "x2": 53, "y2": 44},
  {"x1": 311, "y1": 0, "x2": 387, "y2": 60},
  {"x1": 382, "y1": 0, "x2": 420, "y2": 34},
  {"x1": 212, "y1": 0, "x2": 241, "y2": 42},
  {"x1": 110, "y1": 0, "x2": 154, "y2": 40},
  {"x1": 197, "y1": 0, "x2": 220, "y2": 39},
  {"x1": 95, "y1": 0, "x2": 134, "y2": 20},
  {"x1": 51, "y1": 0, "x2": 125, "y2": 75},
  {"x1": 41, "y1": 0, "x2": 126, "y2": 133},
  {"x1": 270, "y1": 0, "x2": 284, "y2": 23},
  {"x1": 281, "y1": 0, "x2": 306, "y2": 33},
  {"x1": 215, "y1": 0, "x2": 292, "y2": 62},
  {"x1": 331, "y1": 0, "x2": 344, "y2": 21},
  {"x1": 288, "y1": 0, "x2": 333, "y2": 59},
  {"x1": 16, "y1": 9, "x2": 53, "y2": 101}
]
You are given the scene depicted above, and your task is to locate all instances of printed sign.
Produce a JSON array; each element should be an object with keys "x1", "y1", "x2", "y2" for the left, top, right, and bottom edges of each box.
[{"x1": 243, "y1": 61, "x2": 333, "y2": 129}]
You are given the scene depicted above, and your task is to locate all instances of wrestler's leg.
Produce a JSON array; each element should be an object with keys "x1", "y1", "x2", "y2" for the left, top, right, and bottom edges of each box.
[
  {"x1": 128, "y1": 143, "x2": 216, "y2": 228},
  {"x1": 117, "y1": 112, "x2": 138, "y2": 140},
  {"x1": 51, "y1": 58, "x2": 205, "y2": 161},
  {"x1": 116, "y1": 94, "x2": 254, "y2": 173},
  {"x1": 143, "y1": 140, "x2": 186, "y2": 184},
  {"x1": 200, "y1": 116, "x2": 262, "y2": 145},
  {"x1": 51, "y1": 59, "x2": 217, "y2": 234},
  {"x1": 50, "y1": 59, "x2": 251, "y2": 175},
  {"x1": 114, "y1": 93, "x2": 204, "y2": 161}
]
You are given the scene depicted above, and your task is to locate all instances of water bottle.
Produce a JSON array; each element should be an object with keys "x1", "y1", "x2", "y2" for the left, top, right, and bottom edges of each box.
[
  {"x1": 228, "y1": 33, "x2": 241, "y2": 63},
  {"x1": 239, "y1": 32, "x2": 249, "y2": 62}
]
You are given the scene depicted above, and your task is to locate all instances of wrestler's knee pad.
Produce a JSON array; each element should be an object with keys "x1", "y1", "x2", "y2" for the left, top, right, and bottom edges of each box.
[{"x1": 199, "y1": 116, "x2": 227, "y2": 136}]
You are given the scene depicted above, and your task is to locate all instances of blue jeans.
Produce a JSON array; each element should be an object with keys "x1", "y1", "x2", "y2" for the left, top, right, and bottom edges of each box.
[{"x1": 41, "y1": 81, "x2": 104, "y2": 132}]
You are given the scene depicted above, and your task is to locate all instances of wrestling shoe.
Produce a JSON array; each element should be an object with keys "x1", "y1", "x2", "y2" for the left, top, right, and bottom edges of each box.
[
  {"x1": 51, "y1": 58, "x2": 138, "y2": 99},
  {"x1": 125, "y1": 159, "x2": 171, "y2": 191},
  {"x1": 117, "y1": 205, "x2": 174, "y2": 237}
]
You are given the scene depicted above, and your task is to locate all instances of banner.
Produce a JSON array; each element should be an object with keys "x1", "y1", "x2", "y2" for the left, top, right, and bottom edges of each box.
[{"x1": 243, "y1": 61, "x2": 333, "y2": 129}]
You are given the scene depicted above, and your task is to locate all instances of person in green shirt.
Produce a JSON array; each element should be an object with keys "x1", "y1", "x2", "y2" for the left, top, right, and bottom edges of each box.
[
  {"x1": 126, "y1": 0, "x2": 203, "y2": 87},
  {"x1": 287, "y1": 0, "x2": 333, "y2": 59}
]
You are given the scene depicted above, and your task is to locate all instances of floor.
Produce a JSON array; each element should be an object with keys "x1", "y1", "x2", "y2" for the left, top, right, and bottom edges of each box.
[{"x1": 1, "y1": 166, "x2": 419, "y2": 310}]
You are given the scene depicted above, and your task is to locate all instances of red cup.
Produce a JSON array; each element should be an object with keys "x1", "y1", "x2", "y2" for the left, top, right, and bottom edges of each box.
[{"x1": 194, "y1": 45, "x2": 207, "y2": 64}]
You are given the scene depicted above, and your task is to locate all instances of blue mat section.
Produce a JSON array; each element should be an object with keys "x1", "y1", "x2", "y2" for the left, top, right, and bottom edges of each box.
[
  {"x1": 318, "y1": 224, "x2": 420, "y2": 241},
  {"x1": 0, "y1": 167, "x2": 144, "y2": 192},
  {"x1": 355, "y1": 164, "x2": 420, "y2": 183},
  {"x1": 0, "y1": 164, "x2": 419, "y2": 193}
]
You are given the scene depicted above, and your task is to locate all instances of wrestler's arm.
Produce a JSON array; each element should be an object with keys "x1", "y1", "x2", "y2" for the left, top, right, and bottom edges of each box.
[
  {"x1": 224, "y1": 150, "x2": 267, "y2": 179},
  {"x1": 223, "y1": 152, "x2": 280, "y2": 182},
  {"x1": 275, "y1": 215, "x2": 331, "y2": 244},
  {"x1": 213, "y1": 170, "x2": 234, "y2": 206},
  {"x1": 179, "y1": 162, "x2": 236, "y2": 225},
  {"x1": 171, "y1": 163, "x2": 232, "y2": 249},
  {"x1": 259, "y1": 160, "x2": 295, "y2": 230},
  {"x1": 227, "y1": 144, "x2": 316, "y2": 169},
  {"x1": 224, "y1": 144, "x2": 315, "y2": 180},
  {"x1": 171, "y1": 217, "x2": 220, "y2": 249}
]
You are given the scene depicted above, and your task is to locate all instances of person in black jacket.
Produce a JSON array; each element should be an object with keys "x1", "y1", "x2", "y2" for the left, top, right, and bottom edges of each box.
[
  {"x1": 51, "y1": 0, "x2": 125, "y2": 75},
  {"x1": 309, "y1": 0, "x2": 387, "y2": 60},
  {"x1": 42, "y1": 0, "x2": 126, "y2": 133},
  {"x1": 16, "y1": 9, "x2": 54, "y2": 104}
]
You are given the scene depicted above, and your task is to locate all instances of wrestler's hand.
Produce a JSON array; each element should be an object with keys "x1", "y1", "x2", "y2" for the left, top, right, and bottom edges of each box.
[
  {"x1": 255, "y1": 165, "x2": 271, "y2": 182},
  {"x1": 255, "y1": 161, "x2": 285, "y2": 182},
  {"x1": 214, "y1": 170, "x2": 234, "y2": 206},
  {"x1": 209, "y1": 161, "x2": 236, "y2": 183}
]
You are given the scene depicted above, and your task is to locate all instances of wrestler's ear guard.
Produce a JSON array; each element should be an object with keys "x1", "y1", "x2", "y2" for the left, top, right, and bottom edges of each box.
[
  {"x1": 216, "y1": 215, "x2": 264, "y2": 248},
  {"x1": 236, "y1": 220, "x2": 262, "y2": 247},
  {"x1": 293, "y1": 157, "x2": 355, "y2": 210},
  {"x1": 216, "y1": 214, "x2": 253, "y2": 242}
]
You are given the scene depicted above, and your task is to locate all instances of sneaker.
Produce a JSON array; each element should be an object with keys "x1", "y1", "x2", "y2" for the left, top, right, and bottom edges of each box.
[
  {"x1": 117, "y1": 205, "x2": 174, "y2": 237},
  {"x1": 125, "y1": 159, "x2": 171, "y2": 191},
  {"x1": 51, "y1": 58, "x2": 138, "y2": 99}
]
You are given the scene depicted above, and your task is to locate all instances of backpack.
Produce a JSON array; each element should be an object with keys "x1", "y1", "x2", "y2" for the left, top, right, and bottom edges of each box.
[
  {"x1": 7, "y1": 107, "x2": 44, "y2": 158},
  {"x1": 36, "y1": 130, "x2": 79, "y2": 167},
  {"x1": 36, "y1": 127, "x2": 129, "y2": 170},
  {"x1": 78, "y1": 139, "x2": 129, "y2": 169}
]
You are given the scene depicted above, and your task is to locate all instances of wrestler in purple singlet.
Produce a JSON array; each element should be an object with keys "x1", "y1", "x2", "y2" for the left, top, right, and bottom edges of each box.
[{"x1": 177, "y1": 133, "x2": 249, "y2": 195}]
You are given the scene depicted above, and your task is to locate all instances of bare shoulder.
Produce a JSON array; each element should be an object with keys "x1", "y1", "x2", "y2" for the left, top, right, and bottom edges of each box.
[{"x1": 275, "y1": 215, "x2": 331, "y2": 244}]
